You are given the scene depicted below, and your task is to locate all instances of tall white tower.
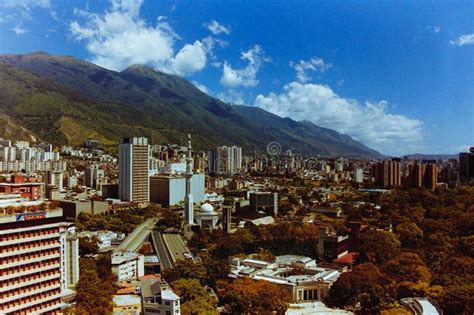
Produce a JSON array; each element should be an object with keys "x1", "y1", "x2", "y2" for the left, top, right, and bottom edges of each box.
[{"x1": 184, "y1": 134, "x2": 194, "y2": 225}]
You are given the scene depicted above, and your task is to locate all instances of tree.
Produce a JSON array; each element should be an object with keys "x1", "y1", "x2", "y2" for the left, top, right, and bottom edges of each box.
[
  {"x1": 358, "y1": 230, "x2": 400, "y2": 264},
  {"x1": 222, "y1": 278, "x2": 292, "y2": 314},
  {"x1": 325, "y1": 263, "x2": 394, "y2": 314},
  {"x1": 171, "y1": 279, "x2": 217, "y2": 315},
  {"x1": 440, "y1": 285, "x2": 474, "y2": 315},
  {"x1": 395, "y1": 222, "x2": 423, "y2": 249},
  {"x1": 163, "y1": 260, "x2": 207, "y2": 284},
  {"x1": 76, "y1": 256, "x2": 115, "y2": 315},
  {"x1": 78, "y1": 236, "x2": 99, "y2": 256}
]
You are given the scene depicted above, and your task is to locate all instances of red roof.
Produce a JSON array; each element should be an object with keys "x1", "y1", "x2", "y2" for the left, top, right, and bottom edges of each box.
[{"x1": 334, "y1": 252, "x2": 359, "y2": 265}]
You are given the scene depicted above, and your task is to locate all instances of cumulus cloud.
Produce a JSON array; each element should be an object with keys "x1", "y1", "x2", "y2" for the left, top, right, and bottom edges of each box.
[
  {"x1": 70, "y1": 0, "x2": 211, "y2": 75},
  {"x1": 450, "y1": 34, "x2": 474, "y2": 46},
  {"x1": 254, "y1": 82, "x2": 423, "y2": 154},
  {"x1": 220, "y1": 45, "x2": 269, "y2": 88},
  {"x1": 205, "y1": 20, "x2": 231, "y2": 35},
  {"x1": 290, "y1": 57, "x2": 332, "y2": 82}
]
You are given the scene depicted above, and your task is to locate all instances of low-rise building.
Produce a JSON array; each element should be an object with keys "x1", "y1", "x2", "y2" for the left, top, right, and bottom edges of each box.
[
  {"x1": 140, "y1": 275, "x2": 181, "y2": 315},
  {"x1": 112, "y1": 251, "x2": 145, "y2": 282},
  {"x1": 229, "y1": 254, "x2": 343, "y2": 304}
]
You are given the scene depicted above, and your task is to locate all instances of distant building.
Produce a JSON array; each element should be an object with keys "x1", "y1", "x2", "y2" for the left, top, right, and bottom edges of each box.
[
  {"x1": 352, "y1": 168, "x2": 364, "y2": 183},
  {"x1": 84, "y1": 164, "x2": 105, "y2": 189},
  {"x1": 119, "y1": 137, "x2": 150, "y2": 202},
  {"x1": 140, "y1": 276, "x2": 181, "y2": 315},
  {"x1": 47, "y1": 171, "x2": 64, "y2": 192},
  {"x1": 59, "y1": 199, "x2": 109, "y2": 219},
  {"x1": 208, "y1": 146, "x2": 242, "y2": 175},
  {"x1": 407, "y1": 161, "x2": 438, "y2": 190},
  {"x1": 149, "y1": 174, "x2": 205, "y2": 206},
  {"x1": 112, "y1": 251, "x2": 145, "y2": 282},
  {"x1": 317, "y1": 228, "x2": 349, "y2": 261},
  {"x1": 249, "y1": 191, "x2": 278, "y2": 215},
  {"x1": 459, "y1": 148, "x2": 474, "y2": 181},
  {"x1": 375, "y1": 159, "x2": 401, "y2": 188}
]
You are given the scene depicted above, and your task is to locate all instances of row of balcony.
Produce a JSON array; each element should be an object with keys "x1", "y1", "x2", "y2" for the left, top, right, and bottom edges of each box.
[
  {"x1": 0, "y1": 251, "x2": 59, "y2": 270},
  {"x1": 0, "y1": 288, "x2": 60, "y2": 313}
]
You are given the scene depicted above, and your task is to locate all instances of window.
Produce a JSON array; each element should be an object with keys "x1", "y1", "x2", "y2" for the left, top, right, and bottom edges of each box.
[{"x1": 165, "y1": 301, "x2": 170, "y2": 305}]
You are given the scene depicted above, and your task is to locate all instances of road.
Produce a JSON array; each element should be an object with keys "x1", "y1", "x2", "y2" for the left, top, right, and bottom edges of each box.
[
  {"x1": 151, "y1": 230, "x2": 174, "y2": 270},
  {"x1": 162, "y1": 233, "x2": 192, "y2": 262},
  {"x1": 116, "y1": 218, "x2": 156, "y2": 252}
]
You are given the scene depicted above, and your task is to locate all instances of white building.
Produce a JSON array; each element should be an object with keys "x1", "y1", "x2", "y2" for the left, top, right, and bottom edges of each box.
[
  {"x1": 208, "y1": 146, "x2": 242, "y2": 175},
  {"x1": 229, "y1": 255, "x2": 343, "y2": 303},
  {"x1": 353, "y1": 168, "x2": 364, "y2": 183},
  {"x1": 59, "y1": 223, "x2": 80, "y2": 293},
  {"x1": 112, "y1": 251, "x2": 145, "y2": 282},
  {"x1": 140, "y1": 276, "x2": 181, "y2": 315}
]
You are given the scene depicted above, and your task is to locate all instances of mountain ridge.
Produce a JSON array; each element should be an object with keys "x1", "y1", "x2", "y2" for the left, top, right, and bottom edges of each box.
[{"x1": 0, "y1": 52, "x2": 383, "y2": 158}]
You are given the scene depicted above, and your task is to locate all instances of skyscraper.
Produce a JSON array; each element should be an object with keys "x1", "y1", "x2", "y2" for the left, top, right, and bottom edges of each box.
[
  {"x1": 208, "y1": 146, "x2": 242, "y2": 175},
  {"x1": 119, "y1": 137, "x2": 150, "y2": 202},
  {"x1": 375, "y1": 159, "x2": 401, "y2": 188},
  {"x1": 184, "y1": 135, "x2": 194, "y2": 225}
]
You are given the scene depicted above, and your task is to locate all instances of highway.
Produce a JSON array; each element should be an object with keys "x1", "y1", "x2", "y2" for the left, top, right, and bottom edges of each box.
[
  {"x1": 116, "y1": 218, "x2": 156, "y2": 252},
  {"x1": 162, "y1": 233, "x2": 193, "y2": 262},
  {"x1": 151, "y1": 230, "x2": 174, "y2": 270}
]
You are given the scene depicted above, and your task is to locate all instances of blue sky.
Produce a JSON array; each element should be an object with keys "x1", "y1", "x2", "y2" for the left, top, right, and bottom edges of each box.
[{"x1": 0, "y1": 0, "x2": 473, "y2": 156}]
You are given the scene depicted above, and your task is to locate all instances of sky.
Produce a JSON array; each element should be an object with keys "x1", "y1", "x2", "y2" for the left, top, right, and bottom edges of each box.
[{"x1": 0, "y1": 0, "x2": 473, "y2": 156}]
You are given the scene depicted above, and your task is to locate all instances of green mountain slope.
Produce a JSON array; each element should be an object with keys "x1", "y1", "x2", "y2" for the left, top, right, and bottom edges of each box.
[{"x1": 0, "y1": 52, "x2": 382, "y2": 158}]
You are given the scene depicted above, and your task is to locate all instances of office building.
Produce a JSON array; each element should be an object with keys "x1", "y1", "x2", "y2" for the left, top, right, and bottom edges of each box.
[
  {"x1": 208, "y1": 146, "x2": 242, "y2": 175},
  {"x1": 149, "y1": 174, "x2": 205, "y2": 206},
  {"x1": 119, "y1": 137, "x2": 150, "y2": 202},
  {"x1": 0, "y1": 175, "x2": 43, "y2": 200},
  {"x1": 0, "y1": 209, "x2": 64, "y2": 314},
  {"x1": 459, "y1": 148, "x2": 474, "y2": 181},
  {"x1": 407, "y1": 161, "x2": 438, "y2": 190},
  {"x1": 84, "y1": 164, "x2": 105, "y2": 189}
]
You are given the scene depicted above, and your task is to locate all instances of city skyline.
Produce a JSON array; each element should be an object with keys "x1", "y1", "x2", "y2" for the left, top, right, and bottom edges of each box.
[{"x1": 0, "y1": 0, "x2": 472, "y2": 155}]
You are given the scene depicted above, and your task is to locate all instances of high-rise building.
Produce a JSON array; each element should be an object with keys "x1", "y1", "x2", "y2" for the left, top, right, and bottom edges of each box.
[
  {"x1": 0, "y1": 209, "x2": 64, "y2": 314},
  {"x1": 208, "y1": 146, "x2": 242, "y2": 175},
  {"x1": 84, "y1": 164, "x2": 104, "y2": 189},
  {"x1": 46, "y1": 171, "x2": 64, "y2": 192},
  {"x1": 459, "y1": 148, "x2": 474, "y2": 181},
  {"x1": 407, "y1": 161, "x2": 438, "y2": 190},
  {"x1": 119, "y1": 137, "x2": 150, "y2": 202},
  {"x1": 375, "y1": 159, "x2": 401, "y2": 188},
  {"x1": 184, "y1": 135, "x2": 194, "y2": 225},
  {"x1": 59, "y1": 223, "x2": 80, "y2": 292},
  {"x1": 352, "y1": 168, "x2": 364, "y2": 183}
]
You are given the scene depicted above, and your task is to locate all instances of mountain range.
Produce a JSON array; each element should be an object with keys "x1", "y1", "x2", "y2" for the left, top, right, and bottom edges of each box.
[{"x1": 0, "y1": 52, "x2": 382, "y2": 158}]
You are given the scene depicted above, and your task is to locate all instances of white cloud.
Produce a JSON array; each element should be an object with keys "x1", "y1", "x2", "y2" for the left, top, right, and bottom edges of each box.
[
  {"x1": 254, "y1": 82, "x2": 423, "y2": 154},
  {"x1": 220, "y1": 44, "x2": 269, "y2": 88},
  {"x1": 192, "y1": 81, "x2": 209, "y2": 94},
  {"x1": 0, "y1": 0, "x2": 51, "y2": 9},
  {"x1": 11, "y1": 25, "x2": 29, "y2": 35},
  {"x1": 218, "y1": 90, "x2": 245, "y2": 105},
  {"x1": 205, "y1": 20, "x2": 231, "y2": 35},
  {"x1": 169, "y1": 41, "x2": 207, "y2": 76},
  {"x1": 450, "y1": 34, "x2": 474, "y2": 46},
  {"x1": 426, "y1": 25, "x2": 441, "y2": 33},
  {"x1": 70, "y1": 0, "x2": 213, "y2": 75},
  {"x1": 290, "y1": 57, "x2": 332, "y2": 82}
]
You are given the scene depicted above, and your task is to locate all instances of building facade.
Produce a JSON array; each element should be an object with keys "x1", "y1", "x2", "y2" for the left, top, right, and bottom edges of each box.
[
  {"x1": 0, "y1": 209, "x2": 64, "y2": 314},
  {"x1": 119, "y1": 137, "x2": 150, "y2": 202},
  {"x1": 208, "y1": 146, "x2": 242, "y2": 175}
]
